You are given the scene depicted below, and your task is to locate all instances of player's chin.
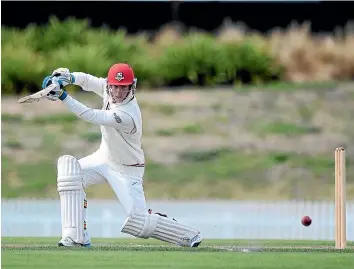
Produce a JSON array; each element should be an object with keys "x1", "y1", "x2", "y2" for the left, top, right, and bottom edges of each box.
[
  {"x1": 113, "y1": 98, "x2": 124, "y2": 104},
  {"x1": 113, "y1": 96, "x2": 129, "y2": 104}
]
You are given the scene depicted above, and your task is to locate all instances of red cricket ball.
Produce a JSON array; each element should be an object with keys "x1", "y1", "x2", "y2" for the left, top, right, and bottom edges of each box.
[{"x1": 301, "y1": 216, "x2": 312, "y2": 226}]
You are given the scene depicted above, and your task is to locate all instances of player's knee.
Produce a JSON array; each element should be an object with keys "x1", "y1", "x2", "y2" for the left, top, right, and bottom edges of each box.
[
  {"x1": 82, "y1": 180, "x2": 89, "y2": 190},
  {"x1": 57, "y1": 155, "x2": 83, "y2": 192}
]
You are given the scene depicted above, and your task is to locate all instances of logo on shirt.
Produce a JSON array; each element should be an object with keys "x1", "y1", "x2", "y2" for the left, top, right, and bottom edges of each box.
[
  {"x1": 115, "y1": 72, "x2": 124, "y2": 81},
  {"x1": 113, "y1": 113, "x2": 122, "y2": 123}
]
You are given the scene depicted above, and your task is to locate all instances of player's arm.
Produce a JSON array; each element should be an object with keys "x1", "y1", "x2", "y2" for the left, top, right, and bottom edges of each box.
[
  {"x1": 50, "y1": 68, "x2": 106, "y2": 98},
  {"x1": 71, "y1": 72, "x2": 106, "y2": 98},
  {"x1": 59, "y1": 92, "x2": 135, "y2": 133}
]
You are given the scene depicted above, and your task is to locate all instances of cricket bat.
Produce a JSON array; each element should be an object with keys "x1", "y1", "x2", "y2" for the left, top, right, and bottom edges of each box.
[{"x1": 18, "y1": 83, "x2": 58, "y2": 104}]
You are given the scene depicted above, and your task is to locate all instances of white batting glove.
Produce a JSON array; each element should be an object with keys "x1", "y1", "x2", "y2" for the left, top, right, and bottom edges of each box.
[{"x1": 52, "y1": 67, "x2": 75, "y2": 87}]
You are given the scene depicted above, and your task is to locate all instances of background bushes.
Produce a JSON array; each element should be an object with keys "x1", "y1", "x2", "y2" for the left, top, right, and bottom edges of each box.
[{"x1": 2, "y1": 17, "x2": 353, "y2": 95}]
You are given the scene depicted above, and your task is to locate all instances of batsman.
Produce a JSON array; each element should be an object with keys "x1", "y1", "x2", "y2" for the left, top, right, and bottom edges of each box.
[{"x1": 42, "y1": 64, "x2": 202, "y2": 248}]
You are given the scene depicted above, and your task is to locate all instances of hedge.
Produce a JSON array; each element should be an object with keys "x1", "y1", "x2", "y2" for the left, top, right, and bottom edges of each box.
[
  {"x1": 1, "y1": 17, "x2": 285, "y2": 95},
  {"x1": 3, "y1": 17, "x2": 353, "y2": 94}
]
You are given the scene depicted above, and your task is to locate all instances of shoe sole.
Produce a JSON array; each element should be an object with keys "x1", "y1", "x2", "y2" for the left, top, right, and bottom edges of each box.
[
  {"x1": 191, "y1": 240, "x2": 202, "y2": 247},
  {"x1": 58, "y1": 242, "x2": 91, "y2": 248}
]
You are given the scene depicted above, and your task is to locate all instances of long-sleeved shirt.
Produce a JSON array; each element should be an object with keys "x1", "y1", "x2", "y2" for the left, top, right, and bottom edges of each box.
[{"x1": 61, "y1": 72, "x2": 145, "y2": 168}]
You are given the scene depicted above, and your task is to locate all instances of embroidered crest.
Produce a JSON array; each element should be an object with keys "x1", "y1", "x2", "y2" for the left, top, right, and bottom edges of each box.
[
  {"x1": 113, "y1": 113, "x2": 122, "y2": 123},
  {"x1": 115, "y1": 72, "x2": 124, "y2": 81}
]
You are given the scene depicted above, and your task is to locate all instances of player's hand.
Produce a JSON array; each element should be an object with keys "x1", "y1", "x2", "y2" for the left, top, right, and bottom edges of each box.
[
  {"x1": 42, "y1": 76, "x2": 67, "y2": 101},
  {"x1": 42, "y1": 75, "x2": 53, "y2": 89},
  {"x1": 51, "y1": 67, "x2": 75, "y2": 87}
]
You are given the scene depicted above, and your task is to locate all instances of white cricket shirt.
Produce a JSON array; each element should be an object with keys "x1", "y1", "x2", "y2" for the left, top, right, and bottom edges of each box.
[{"x1": 62, "y1": 72, "x2": 145, "y2": 169}]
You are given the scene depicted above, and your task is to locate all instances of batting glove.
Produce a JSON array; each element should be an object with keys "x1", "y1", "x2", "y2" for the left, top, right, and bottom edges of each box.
[
  {"x1": 42, "y1": 76, "x2": 67, "y2": 101},
  {"x1": 51, "y1": 67, "x2": 75, "y2": 87}
]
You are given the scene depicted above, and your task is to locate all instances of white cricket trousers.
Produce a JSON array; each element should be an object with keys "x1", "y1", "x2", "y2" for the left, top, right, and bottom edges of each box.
[{"x1": 78, "y1": 152, "x2": 147, "y2": 215}]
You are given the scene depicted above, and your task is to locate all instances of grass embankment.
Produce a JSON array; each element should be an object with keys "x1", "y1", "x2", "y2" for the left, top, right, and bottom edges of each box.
[{"x1": 2, "y1": 83, "x2": 354, "y2": 200}]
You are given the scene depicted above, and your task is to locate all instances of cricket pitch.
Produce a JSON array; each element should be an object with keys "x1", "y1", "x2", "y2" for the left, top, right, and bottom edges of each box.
[{"x1": 2, "y1": 237, "x2": 354, "y2": 269}]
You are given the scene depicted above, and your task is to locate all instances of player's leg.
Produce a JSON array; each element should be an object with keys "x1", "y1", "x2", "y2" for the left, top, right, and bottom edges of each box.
[
  {"x1": 79, "y1": 153, "x2": 107, "y2": 246},
  {"x1": 102, "y1": 165, "x2": 147, "y2": 215},
  {"x1": 102, "y1": 165, "x2": 202, "y2": 247},
  {"x1": 57, "y1": 153, "x2": 106, "y2": 247},
  {"x1": 56, "y1": 155, "x2": 87, "y2": 247}
]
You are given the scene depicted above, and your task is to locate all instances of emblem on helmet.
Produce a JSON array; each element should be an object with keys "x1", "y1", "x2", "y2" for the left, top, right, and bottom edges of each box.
[{"x1": 115, "y1": 72, "x2": 124, "y2": 81}]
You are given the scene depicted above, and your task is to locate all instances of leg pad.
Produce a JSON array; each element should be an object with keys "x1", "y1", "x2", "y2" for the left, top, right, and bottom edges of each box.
[
  {"x1": 121, "y1": 212, "x2": 201, "y2": 247},
  {"x1": 57, "y1": 155, "x2": 86, "y2": 244}
]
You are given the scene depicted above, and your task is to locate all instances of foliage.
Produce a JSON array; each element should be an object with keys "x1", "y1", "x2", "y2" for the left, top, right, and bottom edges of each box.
[{"x1": 2, "y1": 17, "x2": 284, "y2": 94}]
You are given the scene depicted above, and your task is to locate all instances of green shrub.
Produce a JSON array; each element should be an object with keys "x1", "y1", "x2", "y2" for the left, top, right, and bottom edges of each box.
[
  {"x1": 1, "y1": 17, "x2": 284, "y2": 95},
  {"x1": 86, "y1": 28, "x2": 145, "y2": 59},
  {"x1": 219, "y1": 41, "x2": 284, "y2": 84},
  {"x1": 29, "y1": 17, "x2": 90, "y2": 53},
  {"x1": 156, "y1": 33, "x2": 225, "y2": 86},
  {"x1": 47, "y1": 43, "x2": 111, "y2": 77},
  {"x1": 1, "y1": 44, "x2": 47, "y2": 94},
  {"x1": 1, "y1": 27, "x2": 33, "y2": 48}
]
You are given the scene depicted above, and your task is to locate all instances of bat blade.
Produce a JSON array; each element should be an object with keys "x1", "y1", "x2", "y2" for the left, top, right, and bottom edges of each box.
[{"x1": 18, "y1": 84, "x2": 58, "y2": 104}]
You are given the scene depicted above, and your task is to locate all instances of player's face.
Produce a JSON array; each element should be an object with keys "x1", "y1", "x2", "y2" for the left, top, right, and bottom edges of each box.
[{"x1": 108, "y1": 84, "x2": 131, "y2": 103}]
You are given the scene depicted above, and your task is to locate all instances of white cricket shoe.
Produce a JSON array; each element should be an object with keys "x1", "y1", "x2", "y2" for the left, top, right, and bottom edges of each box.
[
  {"x1": 58, "y1": 231, "x2": 91, "y2": 247},
  {"x1": 190, "y1": 234, "x2": 202, "y2": 247}
]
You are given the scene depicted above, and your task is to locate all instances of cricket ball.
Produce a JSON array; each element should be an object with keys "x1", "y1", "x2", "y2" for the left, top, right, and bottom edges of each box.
[{"x1": 301, "y1": 216, "x2": 312, "y2": 226}]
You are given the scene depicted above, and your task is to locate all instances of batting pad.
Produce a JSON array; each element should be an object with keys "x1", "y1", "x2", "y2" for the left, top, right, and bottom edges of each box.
[
  {"x1": 121, "y1": 212, "x2": 200, "y2": 247},
  {"x1": 57, "y1": 155, "x2": 86, "y2": 244}
]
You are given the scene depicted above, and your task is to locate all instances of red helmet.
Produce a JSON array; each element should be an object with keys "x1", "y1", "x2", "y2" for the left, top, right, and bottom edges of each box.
[{"x1": 107, "y1": 63, "x2": 135, "y2": 86}]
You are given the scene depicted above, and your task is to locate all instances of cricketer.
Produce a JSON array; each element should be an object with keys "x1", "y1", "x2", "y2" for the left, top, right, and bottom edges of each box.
[{"x1": 41, "y1": 63, "x2": 203, "y2": 248}]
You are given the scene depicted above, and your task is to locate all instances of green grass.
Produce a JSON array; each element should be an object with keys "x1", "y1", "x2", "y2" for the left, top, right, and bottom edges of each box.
[
  {"x1": 2, "y1": 85, "x2": 354, "y2": 200},
  {"x1": 1, "y1": 114, "x2": 24, "y2": 122},
  {"x1": 4, "y1": 139, "x2": 23, "y2": 149},
  {"x1": 151, "y1": 150, "x2": 347, "y2": 186},
  {"x1": 155, "y1": 129, "x2": 177, "y2": 136},
  {"x1": 2, "y1": 149, "x2": 354, "y2": 199},
  {"x1": 155, "y1": 124, "x2": 204, "y2": 136},
  {"x1": 251, "y1": 121, "x2": 321, "y2": 136},
  {"x1": 80, "y1": 132, "x2": 102, "y2": 142},
  {"x1": 234, "y1": 81, "x2": 339, "y2": 92},
  {"x1": 32, "y1": 113, "x2": 79, "y2": 124},
  {"x1": 147, "y1": 104, "x2": 177, "y2": 115},
  {"x1": 2, "y1": 238, "x2": 354, "y2": 269},
  {"x1": 181, "y1": 124, "x2": 204, "y2": 134},
  {"x1": 1, "y1": 156, "x2": 56, "y2": 198},
  {"x1": 1, "y1": 112, "x2": 79, "y2": 125}
]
